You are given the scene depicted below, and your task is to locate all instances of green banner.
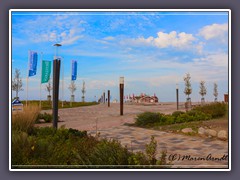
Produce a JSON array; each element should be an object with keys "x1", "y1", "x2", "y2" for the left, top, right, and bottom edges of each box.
[{"x1": 41, "y1": 60, "x2": 51, "y2": 83}]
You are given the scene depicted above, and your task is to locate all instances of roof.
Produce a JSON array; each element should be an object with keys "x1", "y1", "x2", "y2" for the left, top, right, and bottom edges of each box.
[{"x1": 12, "y1": 98, "x2": 23, "y2": 105}]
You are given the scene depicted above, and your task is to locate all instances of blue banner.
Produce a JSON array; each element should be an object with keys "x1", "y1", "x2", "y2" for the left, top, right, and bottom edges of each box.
[
  {"x1": 28, "y1": 51, "x2": 38, "y2": 77},
  {"x1": 71, "y1": 60, "x2": 77, "y2": 81}
]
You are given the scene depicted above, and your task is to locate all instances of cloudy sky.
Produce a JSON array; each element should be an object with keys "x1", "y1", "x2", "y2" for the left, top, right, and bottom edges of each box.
[{"x1": 11, "y1": 10, "x2": 229, "y2": 102}]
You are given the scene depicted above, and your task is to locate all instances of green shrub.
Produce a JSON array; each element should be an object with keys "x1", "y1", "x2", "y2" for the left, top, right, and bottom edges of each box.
[
  {"x1": 89, "y1": 139, "x2": 131, "y2": 165},
  {"x1": 192, "y1": 102, "x2": 227, "y2": 118},
  {"x1": 36, "y1": 112, "x2": 53, "y2": 123},
  {"x1": 175, "y1": 113, "x2": 192, "y2": 123},
  {"x1": 12, "y1": 127, "x2": 170, "y2": 168},
  {"x1": 187, "y1": 110, "x2": 211, "y2": 121},
  {"x1": 172, "y1": 111, "x2": 185, "y2": 117},
  {"x1": 135, "y1": 112, "x2": 162, "y2": 127},
  {"x1": 128, "y1": 151, "x2": 149, "y2": 165},
  {"x1": 145, "y1": 136, "x2": 157, "y2": 164},
  {"x1": 164, "y1": 115, "x2": 175, "y2": 125}
]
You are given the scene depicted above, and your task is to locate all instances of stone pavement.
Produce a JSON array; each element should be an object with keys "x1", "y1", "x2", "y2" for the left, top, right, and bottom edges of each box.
[{"x1": 40, "y1": 103, "x2": 229, "y2": 169}]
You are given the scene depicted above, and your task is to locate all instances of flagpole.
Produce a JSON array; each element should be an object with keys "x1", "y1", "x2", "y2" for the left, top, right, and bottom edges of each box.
[
  {"x1": 26, "y1": 50, "x2": 30, "y2": 107},
  {"x1": 62, "y1": 56, "x2": 64, "y2": 108},
  {"x1": 40, "y1": 52, "x2": 43, "y2": 108},
  {"x1": 70, "y1": 60, "x2": 72, "y2": 107}
]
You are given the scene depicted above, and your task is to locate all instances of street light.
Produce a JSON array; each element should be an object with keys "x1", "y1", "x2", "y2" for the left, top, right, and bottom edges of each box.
[
  {"x1": 119, "y1": 77, "x2": 124, "y2": 115},
  {"x1": 176, "y1": 83, "x2": 179, "y2": 110},
  {"x1": 52, "y1": 43, "x2": 62, "y2": 129},
  {"x1": 103, "y1": 90, "x2": 105, "y2": 104},
  {"x1": 108, "y1": 90, "x2": 110, "y2": 107},
  {"x1": 54, "y1": 43, "x2": 62, "y2": 59}
]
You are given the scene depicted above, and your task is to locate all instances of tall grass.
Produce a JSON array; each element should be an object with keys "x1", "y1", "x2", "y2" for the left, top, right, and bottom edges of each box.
[{"x1": 12, "y1": 105, "x2": 40, "y2": 133}]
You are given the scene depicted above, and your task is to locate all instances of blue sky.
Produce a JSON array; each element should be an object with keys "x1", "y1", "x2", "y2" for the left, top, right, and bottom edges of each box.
[{"x1": 11, "y1": 10, "x2": 229, "y2": 102}]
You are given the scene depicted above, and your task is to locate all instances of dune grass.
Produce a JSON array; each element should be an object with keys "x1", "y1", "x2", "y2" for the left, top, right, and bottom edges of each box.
[
  {"x1": 12, "y1": 105, "x2": 40, "y2": 133},
  {"x1": 20, "y1": 100, "x2": 99, "y2": 110}
]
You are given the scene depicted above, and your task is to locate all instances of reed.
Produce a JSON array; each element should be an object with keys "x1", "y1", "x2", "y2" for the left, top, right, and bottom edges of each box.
[{"x1": 12, "y1": 105, "x2": 40, "y2": 132}]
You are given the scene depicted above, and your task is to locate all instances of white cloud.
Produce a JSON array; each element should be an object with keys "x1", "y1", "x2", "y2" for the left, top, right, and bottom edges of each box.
[
  {"x1": 13, "y1": 15, "x2": 86, "y2": 45},
  {"x1": 193, "y1": 53, "x2": 228, "y2": 67},
  {"x1": 196, "y1": 42, "x2": 205, "y2": 54},
  {"x1": 87, "y1": 80, "x2": 116, "y2": 89},
  {"x1": 126, "y1": 31, "x2": 196, "y2": 49},
  {"x1": 103, "y1": 36, "x2": 115, "y2": 41},
  {"x1": 154, "y1": 31, "x2": 195, "y2": 48},
  {"x1": 61, "y1": 35, "x2": 83, "y2": 45},
  {"x1": 198, "y1": 23, "x2": 228, "y2": 42}
]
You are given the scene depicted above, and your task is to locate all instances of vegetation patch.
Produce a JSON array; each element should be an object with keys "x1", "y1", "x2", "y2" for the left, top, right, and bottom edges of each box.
[
  {"x1": 12, "y1": 106, "x2": 170, "y2": 168},
  {"x1": 20, "y1": 100, "x2": 99, "y2": 110},
  {"x1": 135, "y1": 103, "x2": 228, "y2": 128}
]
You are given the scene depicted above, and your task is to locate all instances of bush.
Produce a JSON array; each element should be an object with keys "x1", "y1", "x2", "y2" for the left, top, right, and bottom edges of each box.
[
  {"x1": 192, "y1": 102, "x2": 227, "y2": 118},
  {"x1": 135, "y1": 107, "x2": 215, "y2": 128},
  {"x1": 187, "y1": 110, "x2": 211, "y2": 121},
  {"x1": 12, "y1": 127, "x2": 170, "y2": 168},
  {"x1": 172, "y1": 111, "x2": 185, "y2": 117},
  {"x1": 36, "y1": 112, "x2": 53, "y2": 123},
  {"x1": 89, "y1": 139, "x2": 131, "y2": 165},
  {"x1": 135, "y1": 112, "x2": 161, "y2": 127}
]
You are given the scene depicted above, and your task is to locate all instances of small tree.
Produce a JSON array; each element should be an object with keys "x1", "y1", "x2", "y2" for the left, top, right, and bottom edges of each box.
[
  {"x1": 12, "y1": 69, "x2": 23, "y2": 99},
  {"x1": 68, "y1": 81, "x2": 77, "y2": 102},
  {"x1": 81, "y1": 80, "x2": 86, "y2": 102},
  {"x1": 199, "y1": 80, "x2": 207, "y2": 103},
  {"x1": 45, "y1": 80, "x2": 52, "y2": 101},
  {"x1": 213, "y1": 82, "x2": 218, "y2": 102},
  {"x1": 183, "y1": 73, "x2": 192, "y2": 101}
]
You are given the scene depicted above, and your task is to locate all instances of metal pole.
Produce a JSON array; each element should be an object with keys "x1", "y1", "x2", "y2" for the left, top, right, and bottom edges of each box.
[
  {"x1": 52, "y1": 59, "x2": 61, "y2": 129},
  {"x1": 176, "y1": 84, "x2": 179, "y2": 110},
  {"x1": 103, "y1": 92, "x2": 105, "y2": 104},
  {"x1": 108, "y1": 90, "x2": 110, "y2": 107},
  {"x1": 119, "y1": 77, "x2": 124, "y2": 115},
  {"x1": 52, "y1": 43, "x2": 62, "y2": 129},
  {"x1": 26, "y1": 50, "x2": 30, "y2": 107},
  {"x1": 62, "y1": 57, "x2": 64, "y2": 108},
  {"x1": 40, "y1": 52, "x2": 43, "y2": 108}
]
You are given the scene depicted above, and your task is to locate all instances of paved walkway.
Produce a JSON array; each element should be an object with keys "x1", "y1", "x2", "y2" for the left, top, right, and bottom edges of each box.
[{"x1": 40, "y1": 103, "x2": 228, "y2": 168}]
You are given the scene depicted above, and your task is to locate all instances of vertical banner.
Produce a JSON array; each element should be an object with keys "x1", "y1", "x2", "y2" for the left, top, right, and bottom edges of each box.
[
  {"x1": 71, "y1": 60, "x2": 77, "y2": 81},
  {"x1": 28, "y1": 51, "x2": 38, "y2": 77},
  {"x1": 41, "y1": 60, "x2": 52, "y2": 83}
]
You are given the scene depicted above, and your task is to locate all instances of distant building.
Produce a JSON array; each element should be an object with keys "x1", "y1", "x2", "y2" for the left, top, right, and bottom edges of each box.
[
  {"x1": 224, "y1": 93, "x2": 228, "y2": 103},
  {"x1": 128, "y1": 94, "x2": 159, "y2": 103},
  {"x1": 112, "y1": 99, "x2": 118, "y2": 103}
]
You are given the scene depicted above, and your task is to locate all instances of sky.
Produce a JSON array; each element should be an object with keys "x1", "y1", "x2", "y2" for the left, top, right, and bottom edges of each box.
[{"x1": 11, "y1": 10, "x2": 229, "y2": 102}]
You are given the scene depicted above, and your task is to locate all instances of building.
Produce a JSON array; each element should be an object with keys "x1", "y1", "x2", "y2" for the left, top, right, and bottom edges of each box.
[
  {"x1": 128, "y1": 94, "x2": 159, "y2": 103},
  {"x1": 224, "y1": 93, "x2": 228, "y2": 103}
]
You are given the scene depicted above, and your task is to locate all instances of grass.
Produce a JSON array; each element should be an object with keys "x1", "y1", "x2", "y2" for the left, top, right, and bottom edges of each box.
[
  {"x1": 20, "y1": 100, "x2": 99, "y2": 110},
  {"x1": 12, "y1": 105, "x2": 40, "y2": 133}
]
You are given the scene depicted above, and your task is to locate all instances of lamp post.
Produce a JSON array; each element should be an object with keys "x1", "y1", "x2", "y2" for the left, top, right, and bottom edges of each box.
[
  {"x1": 108, "y1": 90, "x2": 110, "y2": 107},
  {"x1": 176, "y1": 83, "x2": 179, "y2": 110},
  {"x1": 119, "y1": 77, "x2": 124, "y2": 115},
  {"x1": 52, "y1": 43, "x2": 62, "y2": 129},
  {"x1": 103, "y1": 91, "x2": 105, "y2": 104}
]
